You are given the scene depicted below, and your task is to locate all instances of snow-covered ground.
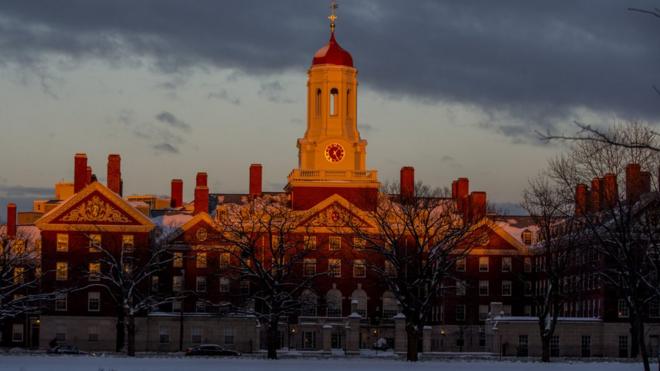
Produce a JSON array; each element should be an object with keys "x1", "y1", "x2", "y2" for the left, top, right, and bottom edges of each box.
[{"x1": 0, "y1": 356, "x2": 654, "y2": 371}]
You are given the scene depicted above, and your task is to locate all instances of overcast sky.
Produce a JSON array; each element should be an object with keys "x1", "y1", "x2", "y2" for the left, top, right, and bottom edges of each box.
[{"x1": 1, "y1": 1, "x2": 659, "y2": 219}]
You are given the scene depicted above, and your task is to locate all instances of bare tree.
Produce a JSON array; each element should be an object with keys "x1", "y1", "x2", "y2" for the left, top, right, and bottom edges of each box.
[
  {"x1": 79, "y1": 228, "x2": 180, "y2": 356},
  {"x1": 346, "y1": 183, "x2": 484, "y2": 362},
  {"x1": 0, "y1": 230, "x2": 44, "y2": 321},
  {"x1": 217, "y1": 194, "x2": 318, "y2": 360},
  {"x1": 521, "y1": 175, "x2": 581, "y2": 362},
  {"x1": 542, "y1": 121, "x2": 660, "y2": 153},
  {"x1": 544, "y1": 133, "x2": 659, "y2": 371}
]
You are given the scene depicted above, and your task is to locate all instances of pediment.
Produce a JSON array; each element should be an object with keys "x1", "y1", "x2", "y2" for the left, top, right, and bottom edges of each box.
[
  {"x1": 298, "y1": 194, "x2": 376, "y2": 232},
  {"x1": 168, "y1": 212, "x2": 220, "y2": 244},
  {"x1": 465, "y1": 219, "x2": 529, "y2": 256},
  {"x1": 35, "y1": 182, "x2": 155, "y2": 233}
]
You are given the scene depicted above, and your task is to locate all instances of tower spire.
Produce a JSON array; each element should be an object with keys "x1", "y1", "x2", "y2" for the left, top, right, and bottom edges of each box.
[{"x1": 328, "y1": 0, "x2": 338, "y2": 33}]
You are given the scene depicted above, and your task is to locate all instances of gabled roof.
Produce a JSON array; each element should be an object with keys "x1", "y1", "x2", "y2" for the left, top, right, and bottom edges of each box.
[
  {"x1": 298, "y1": 193, "x2": 376, "y2": 233},
  {"x1": 166, "y1": 212, "x2": 218, "y2": 242},
  {"x1": 35, "y1": 182, "x2": 155, "y2": 233}
]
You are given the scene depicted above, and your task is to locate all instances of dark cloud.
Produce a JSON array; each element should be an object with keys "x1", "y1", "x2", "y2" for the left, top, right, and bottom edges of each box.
[
  {"x1": 153, "y1": 142, "x2": 179, "y2": 154},
  {"x1": 1, "y1": 1, "x2": 659, "y2": 138},
  {"x1": 208, "y1": 89, "x2": 240, "y2": 105},
  {"x1": 155, "y1": 111, "x2": 191, "y2": 132},
  {"x1": 258, "y1": 81, "x2": 295, "y2": 104}
]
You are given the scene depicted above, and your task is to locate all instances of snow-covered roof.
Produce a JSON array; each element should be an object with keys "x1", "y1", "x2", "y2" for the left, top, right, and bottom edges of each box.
[
  {"x1": 0, "y1": 225, "x2": 41, "y2": 244},
  {"x1": 492, "y1": 216, "x2": 538, "y2": 246}
]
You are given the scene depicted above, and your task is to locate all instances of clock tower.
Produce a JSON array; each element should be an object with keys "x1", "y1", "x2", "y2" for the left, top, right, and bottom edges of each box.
[{"x1": 287, "y1": 5, "x2": 379, "y2": 211}]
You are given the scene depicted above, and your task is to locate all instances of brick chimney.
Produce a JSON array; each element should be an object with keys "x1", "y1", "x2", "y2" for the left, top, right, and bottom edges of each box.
[
  {"x1": 249, "y1": 164, "x2": 263, "y2": 198},
  {"x1": 575, "y1": 184, "x2": 588, "y2": 216},
  {"x1": 400, "y1": 166, "x2": 415, "y2": 200},
  {"x1": 451, "y1": 180, "x2": 458, "y2": 199},
  {"x1": 74, "y1": 153, "x2": 88, "y2": 193},
  {"x1": 194, "y1": 172, "x2": 209, "y2": 215},
  {"x1": 107, "y1": 154, "x2": 122, "y2": 195},
  {"x1": 171, "y1": 179, "x2": 183, "y2": 208},
  {"x1": 603, "y1": 173, "x2": 618, "y2": 208},
  {"x1": 467, "y1": 192, "x2": 487, "y2": 222},
  {"x1": 6, "y1": 203, "x2": 16, "y2": 238},
  {"x1": 456, "y1": 178, "x2": 469, "y2": 212},
  {"x1": 626, "y1": 163, "x2": 642, "y2": 204},
  {"x1": 589, "y1": 178, "x2": 602, "y2": 213},
  {"x1": 86, "y1": 166, "x2": 93, "y2": 184}
]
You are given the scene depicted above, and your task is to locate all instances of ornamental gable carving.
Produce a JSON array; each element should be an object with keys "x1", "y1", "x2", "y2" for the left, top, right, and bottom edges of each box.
[
  {"x1": 303, "y1": 203, "x2": 369, "y2": 228},
  {"x1": 56, "y1": 194, "x2": 134, "y2": 225}
]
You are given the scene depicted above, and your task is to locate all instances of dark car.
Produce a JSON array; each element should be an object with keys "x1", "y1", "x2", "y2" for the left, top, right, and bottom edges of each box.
[
  {"x1": 185, "y1": 344, "x2": 241, "y2": 357},
  {"x1": 47, "y1": 345, "x2": 87, "y2": 355}
]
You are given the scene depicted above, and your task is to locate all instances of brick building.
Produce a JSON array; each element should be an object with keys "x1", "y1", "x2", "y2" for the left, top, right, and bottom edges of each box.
[{"x1": 0, "y1": 12, "x2": 658, "y2": 359}]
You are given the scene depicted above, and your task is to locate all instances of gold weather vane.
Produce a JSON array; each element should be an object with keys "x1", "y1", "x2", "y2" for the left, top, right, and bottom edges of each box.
[{"x1": 329, "y1": 0, "x2": 338, "y2": 33}]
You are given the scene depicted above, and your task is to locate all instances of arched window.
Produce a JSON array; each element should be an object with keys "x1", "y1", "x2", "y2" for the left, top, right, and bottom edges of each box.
[
  {"x1": 326, "y1": 286, "x2": 342, "y2": 317},
  {"x1": 329, "y1": 88, "x2": 338, "y2": 116},
  {"x1": 382, "y1": 291, "x2": 399, "y2": 318},
  {"x1": 315, "y1": 89, "x2": 322, "y2": 117},
  {"x1": 346, "y1": 89, "x2": 351, "y2": 118},
  {"x1": 351, "y1": 285, "x2": 368, "y2": 317},
  {"x1": 300, "y1": 289, "x2": 318, "y2": 317}
]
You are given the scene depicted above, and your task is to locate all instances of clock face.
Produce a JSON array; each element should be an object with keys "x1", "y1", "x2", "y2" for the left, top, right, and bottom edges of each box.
[{"x1": 325, "y1": 143, "x2": 345, "y2": 163}]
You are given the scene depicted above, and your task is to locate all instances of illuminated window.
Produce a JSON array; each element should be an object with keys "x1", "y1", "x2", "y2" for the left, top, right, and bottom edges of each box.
[
  {"x1": 56, "y1": 262, "x2": 68, "y2": 281},
  {"x1": 384, "y1": 261, "x2": 397, "y2": 277},
  {"x1": 352, "y1": 237, "x2": 366, "y2": 250},
  {"x1": 303, "y1": 258, "x2": 317, "y2": 277},
  {"x1": 353, "y1": 259, "x2": 366, "y2": 278},
  {"x1": 521, "y1": 230, "x2": 533, "y2": 245},
  {"x1": 88, "y1": 291, "x2": 101, "y2": 312},
  {"x1": 478, "y1": 257, "x2": 489, "y2": 272},
  {"x1": 329, "y1": 88, "x2": 338, "y2": 116},
  {"x1": 304, "y1": 236, "x2": 317, "y2": 250},
  {"x1": 89, "y1": 234, "x2": 101, "y2": 252},
  {"x1": 329, "y1": 236, "x2": 341, "y2": 251},
  {"x1": 122, "y1": 235, "x2": 134, "y2": 251},
  {"x1": 13, "y1": 267, "x2": 25, "y2": 284},
  {"x1": 501, "y1": 257, "x2": 512, "y2": 272},
  {"x1": 219, "y1": 253, "x2": 230, "y2": 269},
  {"x1": 89, "y1": 262, "x2": 100, "y2": 281},
  {"x1": 56, "y1": 234, "x2": 68, "y2": 252},
  {"x1": 196, "y1": 252, "x2": 207, "y2": 269},
  {"x1": 329, "y1": 259, "x2": 341, "y2": 278},
  {"x1": 456, "y1": 257, "x2": 466, "y2": 272},
  {"x1": 173, "y1": 252, "x2": 183, "y2": 268}
]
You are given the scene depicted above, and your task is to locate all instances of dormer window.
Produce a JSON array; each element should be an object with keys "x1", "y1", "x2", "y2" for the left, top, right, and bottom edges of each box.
[
  {"x1": 521, "y1": 230, "x2": 533, "y2": 245},
  {"x1": 330, "y1": 88, "x2": 338, "y2": 116}
]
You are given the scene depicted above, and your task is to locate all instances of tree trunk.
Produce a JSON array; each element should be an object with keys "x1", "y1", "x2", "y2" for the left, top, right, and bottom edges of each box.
[
  {"x1": 406, "y1": 326, "x2": 419, "y2": 362},
  {"x1": 541, "y1": 335, "x2": 550, "y2": 362},
  {"x1": 115, "y1": 311, "x2": 125, "y2": 353},
  {"x1": 127, "y1": 313, "x2": 136, "y2": 357},
  {"x1": 637, "y1": 320, "x2": 650, "y2": 371},
  {"x1": 631, "y1": 322, "x2": 640, "y2": 358},
  {"x1": 266, "y1": 317, "x2": 279, "y2": 360}
]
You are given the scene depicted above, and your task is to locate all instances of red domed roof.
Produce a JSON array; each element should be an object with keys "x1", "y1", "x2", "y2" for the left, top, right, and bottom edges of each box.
[{"x1": 312, "y1": 32, "x2": 354, "y2": 67}]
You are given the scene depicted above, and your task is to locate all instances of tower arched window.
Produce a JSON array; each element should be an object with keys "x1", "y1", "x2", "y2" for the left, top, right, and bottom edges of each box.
[
  {"x1": 346, "y1": 89, "x2": 351, "y2": 118},
  {"x1": 330, "y1": 88, "x2": 338, "y2": 116},
  {"x1": 315, "y1": 89, "x2": 322, "y2": 118}
]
